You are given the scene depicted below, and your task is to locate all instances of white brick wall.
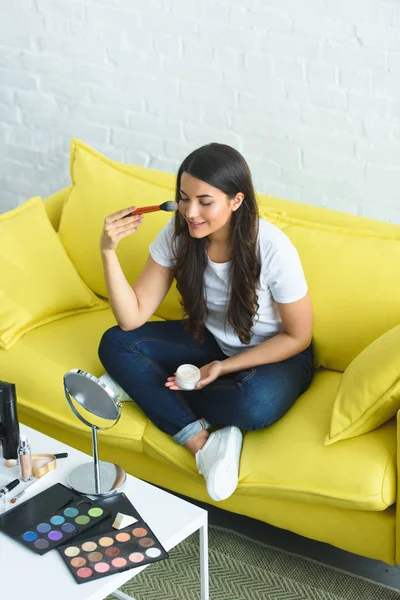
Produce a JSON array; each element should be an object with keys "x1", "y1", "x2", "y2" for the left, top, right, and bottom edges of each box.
[{"x1": 0, "y1": 0, "x2": 399, "y2": 223}]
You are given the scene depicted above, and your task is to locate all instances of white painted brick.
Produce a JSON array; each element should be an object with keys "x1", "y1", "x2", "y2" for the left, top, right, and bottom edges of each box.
[
  {"x1": 326, "y1": 0, "x2": 393, "y2": 26},
  {"x1": 302, "y1": 151, "x2": 365, "y2": 183},
  {"x1": 363, "y1": 117, "x2": 397, "y2": 143},
  {"x1": 5, "y1": 125, "x2": 35, "y2": 148},
  {"x1": 355, "y1": 139, "x2": 400, "y2": 168},
  {"x1": 89, "y1": 87, "x2": 143, "y2": 112},
  {"x1": 202, "y1": 111, "x2": 231, "y2": 131},
  {"x1": 127, "y1": 112, "x2": 178, "y2": 138},
  {"x1": 302, "y1": 106, "x2": 363, "y2": 136},
  {"x1": 295, "y1": 188, "x2": 326, "y2": 208},
  {"x1": 114, "y1": 72, "x2": 179, "y2": 99},
  {"x1": 246, "y1": 158, "x2": 281, "y2": 184},
  {"x1": 169, "y1": 0, "x2": 228, "y2": 22},
  {"x1": 163, "y1": 59, "x2": 223, "y2": 87},
  {"x1": 0, "y1": 105, "x2": 19, "y2": 124},
  {"x1": 74, "y1": 104, "x2": 127, "y2": 129},
  {"x1": 139, "y1": 14, "x2": 197, "y2": 34},
  {"x1": 148, "y1": 155, "x2": 180, "y2": 173},
  {"x1": 181, "y1": 82, "x2": 237, "y2": 111},
  {"x1": 105, "y1": 48, "x2": 145, "y2": 71},
  {"x1": 0, "y1": 68, "x2": 37, "y2": 90},
  {"x1": 36, "y1": 0, "x2": 85, "y2": 19},
  {"x1": 292, "y1": 14, "x2": 357, "y2": 44},
  {"x1": 232, "y1": 114, "x2": 288, "y2": 140},
  {"x1": 65, "y1": 120, "x2": 109, "y2": 145},
  {"x1": 321, "y1": 43, "x2": 386, "y2": 71},
  {"x1": 339, "y1": 68, "x2": 372, "y2": 93},
  {"x1": 39, "y1": 74, "x2": 90, "y2": 102},
  {"x1": 85, "y1": 4, "x2": 139, "y2": 27},
  {"x1": 365, "y1": 164, "x2": 400, "y2": 188},
  {"x1": 214, "y1": 46, "x2": 243, "y2": 70},
  {"x1": 372, "y1": 72, "x2": 400, "y2": 98},
  {"x1": 146, "y1": 95, "x2": 196, "y2": 125},
  {"x1": 224, "y1": 68, "x2": 286, "y2": 98},
  {"x1": 307, "y1": 63, "x2": 337, "y2": 86},
  {"x1": 261, "y1": 33, "x2": 321, "y2": 60},
  {"x1": 163, "y1": 140, "x2": 191, "y2": 162},
  {"x1": 237, "y1": 92, "x2": 264, "y2": 113},
  {"x1": 255, "y1": 181, "x2": 300, "y2": 203},
  {"x1": 274, "y1": 58, "x2": 306, "y2": 84},
  {"x1": 356, "y1": 24, "x2": 400, "y2": 51},
  {"x1": 281, "y1": 167, "x2": 335, "y2": 194},
  {"x1": 37, "y1": 36, "x2": 105, "y2": 61},
  {"x1": 287, "y1": 125, "x2": 355, "y2": 159},
  {"x1": 181, "y1": 36, "x2": 211, "y2": 64},
  {"x1": 182, "y1": 123, "x2": 241, "y2": 149},
  {"x1": 242, "y1": 137, "x2": 301, "y2": 169},
  {"x1": 287, "y1": 83, "x2": 347, "y2": 110},
  {"x1": 198, "y1": 24, "x2": 262, "y2": 53},
  {"x1": 154, "y1": 35, "x2": 182, "y2": 61},
  {"x1": 229, "y1": 7, "x2": 291, "y2": 32},
  {"x1": 347, "y1": 92, "x2": 390, "y2": 119},
  {"x1": 111, "y1": 128, "x2": 164, "y2": 155}
]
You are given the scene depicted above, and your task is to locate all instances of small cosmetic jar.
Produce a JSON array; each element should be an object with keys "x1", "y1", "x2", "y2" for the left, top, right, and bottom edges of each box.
[{"x1": 175, "y1": 364, "x2": 201, "y2": 390}]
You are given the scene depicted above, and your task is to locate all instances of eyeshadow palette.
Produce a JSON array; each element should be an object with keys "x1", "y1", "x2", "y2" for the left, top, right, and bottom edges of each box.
[
  {"x1": 58, "y1": 519, "x2": 168, "y2": 584},
  {"x1": 0, "y1": 483, "x2": 109, "y2": 555}
]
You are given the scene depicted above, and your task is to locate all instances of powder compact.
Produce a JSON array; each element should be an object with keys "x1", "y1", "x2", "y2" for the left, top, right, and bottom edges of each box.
[
  {"x1": 0, "y1": 483, "x2": 109, "y2": 555},
  {"x1": 58, "y1": 519, "x2": 168, "y2": 583}
]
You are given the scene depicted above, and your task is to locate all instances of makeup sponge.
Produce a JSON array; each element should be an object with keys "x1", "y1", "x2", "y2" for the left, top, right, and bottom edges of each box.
[{"x1": 112, "y1": 512, "x2": 138, "y2": 530}]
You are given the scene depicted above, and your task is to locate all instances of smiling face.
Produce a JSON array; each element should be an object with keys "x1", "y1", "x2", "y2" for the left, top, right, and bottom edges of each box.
[{"x1": 178, "y1": 172, "x2": 243, "y2": 242}]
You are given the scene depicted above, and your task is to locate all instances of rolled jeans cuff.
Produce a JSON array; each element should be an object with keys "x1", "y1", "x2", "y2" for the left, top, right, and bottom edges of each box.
[{"x1": 172, "y1": 418, "x2": 211, "y2": 446}]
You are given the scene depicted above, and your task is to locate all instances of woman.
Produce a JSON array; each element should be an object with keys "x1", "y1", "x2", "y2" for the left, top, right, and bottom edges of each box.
[{"x1": 98, "y1": 143, "x2": 314, "y2": 502}]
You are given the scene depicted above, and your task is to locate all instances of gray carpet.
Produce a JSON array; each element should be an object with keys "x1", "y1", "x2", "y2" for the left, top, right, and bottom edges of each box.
[{"x1": 107, "y1": 526, "x2": 399, "y2": 600}]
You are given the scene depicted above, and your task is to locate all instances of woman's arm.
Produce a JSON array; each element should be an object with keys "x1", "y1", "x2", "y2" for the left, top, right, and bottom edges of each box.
[
  {"x1": 219, "y1": 293, "x2": 313, "y2": 376},
  {"x1": 102, "y1": 252, "x2": 174, "y2": 331}
]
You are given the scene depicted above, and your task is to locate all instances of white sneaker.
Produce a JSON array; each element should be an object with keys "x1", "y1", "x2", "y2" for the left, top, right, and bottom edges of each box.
[{"x1": 195, "y1": 426, "x2": 243, "y2": 501}]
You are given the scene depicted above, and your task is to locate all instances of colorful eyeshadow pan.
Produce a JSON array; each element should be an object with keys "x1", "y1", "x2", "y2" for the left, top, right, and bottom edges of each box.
[
  {"x1": 17, "y1": 496, "x2": 108, "y2": 556},
  {"x1": 58, "y1": 520, "x2": 168, "y2": 585},
  {"x1": 64, "y1": 507, "x2": 79, "y2": 518}
]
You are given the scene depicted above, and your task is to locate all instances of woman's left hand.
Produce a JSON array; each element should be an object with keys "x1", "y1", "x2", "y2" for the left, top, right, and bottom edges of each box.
[{"x1": 165, "y1": 360, "x2": 224, "y2": 391}]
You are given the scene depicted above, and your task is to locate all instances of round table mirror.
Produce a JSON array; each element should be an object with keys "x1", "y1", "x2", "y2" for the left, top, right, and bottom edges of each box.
[{"x1": 64, "y1": 369, "x2": 127, "y2": 496}]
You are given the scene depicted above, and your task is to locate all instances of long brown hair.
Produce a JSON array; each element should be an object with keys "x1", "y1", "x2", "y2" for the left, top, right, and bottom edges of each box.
[{"x1": 173, "y1": 143, "x2": 261, "y2": 345}]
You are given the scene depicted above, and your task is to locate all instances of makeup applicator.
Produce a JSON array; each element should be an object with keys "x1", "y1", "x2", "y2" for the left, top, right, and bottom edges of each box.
[{"x1": 123, "y1": 200, "x2": 178, "y2": 218}]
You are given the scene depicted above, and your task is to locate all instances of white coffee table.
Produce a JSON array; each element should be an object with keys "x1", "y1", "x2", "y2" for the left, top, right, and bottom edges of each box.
[{"x1": 0, "y1": 424, "x2": 209, "y2": 600}]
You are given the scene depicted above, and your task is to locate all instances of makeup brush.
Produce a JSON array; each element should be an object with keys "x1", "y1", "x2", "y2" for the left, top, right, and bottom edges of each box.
[{"x1": 123, "y1": 200, "x2": 178, "y2": 218}]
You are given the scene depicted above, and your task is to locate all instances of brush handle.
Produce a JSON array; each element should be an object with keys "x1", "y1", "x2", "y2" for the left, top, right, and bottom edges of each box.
[
  {"x1": 133, "y1": 205, "x2": 161, "y2": 215},
  {"x1": 123, "y1": 205, "x2": 161, "y2": 218}
]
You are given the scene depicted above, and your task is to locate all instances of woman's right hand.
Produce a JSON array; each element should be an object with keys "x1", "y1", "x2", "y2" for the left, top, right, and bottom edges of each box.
[{"x1": 100, "y1": 206, "x2": 143, "y2": 253}]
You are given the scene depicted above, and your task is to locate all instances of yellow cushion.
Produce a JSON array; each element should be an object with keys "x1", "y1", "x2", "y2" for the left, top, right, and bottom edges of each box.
[
  {"x1": 326, "y1": 325, "x2": 400, "y2": 445},
  {"x1": 257, "y1": 209, "x2": 400, "y2": 371},
  {"x1": 58, "y1": 139, "x2": 182, "y2": 320},
  {"x1": 0, "y1": 197, "x2": 108, "y2": 350}
]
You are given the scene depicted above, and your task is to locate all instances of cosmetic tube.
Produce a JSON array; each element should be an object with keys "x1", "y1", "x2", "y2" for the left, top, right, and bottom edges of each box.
[{"x1": 18, "y1": 435, "x2": 33, "y2": 482}]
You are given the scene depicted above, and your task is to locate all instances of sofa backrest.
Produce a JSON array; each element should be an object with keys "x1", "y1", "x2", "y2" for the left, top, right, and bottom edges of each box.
[{"x1": 44, "y1": 163, "x2": 400, "y2": 372}]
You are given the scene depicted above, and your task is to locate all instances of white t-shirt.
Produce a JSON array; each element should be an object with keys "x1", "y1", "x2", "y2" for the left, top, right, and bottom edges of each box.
[{"x1": 149, "y1": 218, "x2": 308, "y2": 357}]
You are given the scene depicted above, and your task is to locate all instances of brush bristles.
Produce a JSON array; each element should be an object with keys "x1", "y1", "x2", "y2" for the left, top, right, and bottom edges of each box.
[{"x1": 160, "y1": 201, "x2": 178, "y2": 212}]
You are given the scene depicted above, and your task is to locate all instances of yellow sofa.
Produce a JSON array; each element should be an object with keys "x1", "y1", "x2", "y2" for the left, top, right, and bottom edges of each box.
[{"x1": 1, "y1": 140, "x2": 400, "y2": 566}]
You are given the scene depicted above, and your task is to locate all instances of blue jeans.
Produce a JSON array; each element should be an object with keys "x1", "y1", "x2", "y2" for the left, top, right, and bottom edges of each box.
[{"x1": 98, "y1": 320, "x2": 314, "y2": 445}]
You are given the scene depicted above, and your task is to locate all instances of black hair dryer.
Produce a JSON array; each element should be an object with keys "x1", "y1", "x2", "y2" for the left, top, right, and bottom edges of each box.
[{"x1": 0, "y1": 381, "x2": 20, "y2": 459}]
